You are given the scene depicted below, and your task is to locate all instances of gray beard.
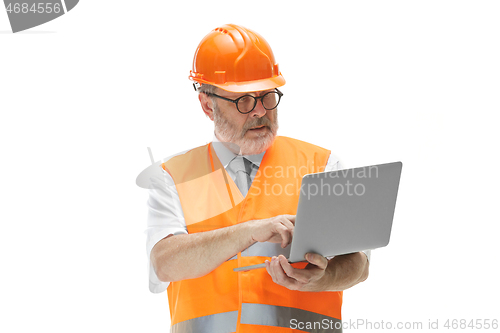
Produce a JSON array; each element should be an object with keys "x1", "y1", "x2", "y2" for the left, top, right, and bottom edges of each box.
[{"x1": 213, "y1": 105, "x2": 279, "y2": 155}]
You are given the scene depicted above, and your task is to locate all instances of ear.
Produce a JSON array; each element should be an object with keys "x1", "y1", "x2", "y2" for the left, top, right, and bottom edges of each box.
[{"x1": 199, "y1": 93, "x2": 215, "y2": 121}]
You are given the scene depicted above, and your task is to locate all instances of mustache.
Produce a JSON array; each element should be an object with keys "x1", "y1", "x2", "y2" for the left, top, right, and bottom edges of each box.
[{"x1": 243, "y1": 117, "x2": 273, "y2": 131}]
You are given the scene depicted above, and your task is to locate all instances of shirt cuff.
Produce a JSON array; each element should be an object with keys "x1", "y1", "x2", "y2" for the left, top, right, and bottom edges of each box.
[
  {"x1": 362, "y1": 249, "x2": 371, "y2": 262},
  {"x1": 147, "y1": 229, "x2": 188, "y2": 293}
]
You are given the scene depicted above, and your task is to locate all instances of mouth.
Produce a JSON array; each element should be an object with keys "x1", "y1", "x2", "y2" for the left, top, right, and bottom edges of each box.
[{"x1": 249, "y1": 125, "x2": 266, "y2": 130}]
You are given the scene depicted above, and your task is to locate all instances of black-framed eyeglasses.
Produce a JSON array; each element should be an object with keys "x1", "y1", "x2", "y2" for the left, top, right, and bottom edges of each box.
[{"x1": 204, "y1": 88, "x2": 283, "y2": 114}]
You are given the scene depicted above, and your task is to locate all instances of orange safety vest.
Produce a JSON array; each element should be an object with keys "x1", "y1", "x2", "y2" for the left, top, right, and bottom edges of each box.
[{"x1": 162, "y1": 136, "x2": 343, "y2": 333}]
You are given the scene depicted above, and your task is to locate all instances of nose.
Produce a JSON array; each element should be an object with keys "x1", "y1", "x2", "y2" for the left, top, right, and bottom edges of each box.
[{"x1": 250, "y1": 99, "x2": 267, "y2": 118}]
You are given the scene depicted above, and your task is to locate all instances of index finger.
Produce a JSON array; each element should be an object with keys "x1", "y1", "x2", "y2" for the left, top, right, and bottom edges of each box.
[
  {"x1": 278, "y1": 255, "x2": 309, "y2": 284},
  {"x1": 279, "y1": 215, "x2": 295, "y2": 229},
  {"x1": 283, "y1": 214, "x2": 296, "y2": 225},
  {"x1": 276, "y1": 224, "x2": 292, "y2": 248}
]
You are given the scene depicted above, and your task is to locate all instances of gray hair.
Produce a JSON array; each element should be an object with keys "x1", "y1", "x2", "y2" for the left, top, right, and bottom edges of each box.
[
  {"x1": 196, "y1": 83, "x2": 217, "y2": 95},
  {"x1": 197, "y1": 84, "x2": 219, "y2": 111}
]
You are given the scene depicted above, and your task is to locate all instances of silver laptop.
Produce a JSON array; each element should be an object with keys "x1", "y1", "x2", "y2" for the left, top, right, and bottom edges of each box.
[{"x1": 233, "y1": 161, "x2": 402, "y2": 272}]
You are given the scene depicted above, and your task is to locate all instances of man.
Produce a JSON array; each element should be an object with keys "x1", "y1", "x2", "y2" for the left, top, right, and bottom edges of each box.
[{"x1": 146, "y1": 24, "x2": 370, "y2": 332}]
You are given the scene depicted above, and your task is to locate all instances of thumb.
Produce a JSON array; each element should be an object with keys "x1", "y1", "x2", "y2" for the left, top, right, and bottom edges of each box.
[{"x1": 305, "y1": 253, "x2": 328, "y2": 270}]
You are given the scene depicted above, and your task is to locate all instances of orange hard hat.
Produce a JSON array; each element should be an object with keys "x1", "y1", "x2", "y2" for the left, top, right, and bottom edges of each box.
[{"x1": 189, "y1": 24, "x2": 285, "y2": 93}]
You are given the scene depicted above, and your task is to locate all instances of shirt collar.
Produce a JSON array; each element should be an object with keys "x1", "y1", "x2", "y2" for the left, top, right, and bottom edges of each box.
[{"x1": 212, "y1": 134, "x2": 266, "y2": 168}]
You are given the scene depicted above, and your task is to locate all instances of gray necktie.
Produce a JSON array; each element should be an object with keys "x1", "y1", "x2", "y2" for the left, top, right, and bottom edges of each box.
[{"x1": 229, "y1": 156, "x2": 254, "y2": 196}]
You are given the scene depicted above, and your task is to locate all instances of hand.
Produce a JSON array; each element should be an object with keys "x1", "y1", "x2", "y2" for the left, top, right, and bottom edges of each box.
[
  {"x1": 265, "y1": 253, "x2": 331, "y2": 292},
  {"x1": 250, "y1": 215, "x2": 295, "y2": 248}
]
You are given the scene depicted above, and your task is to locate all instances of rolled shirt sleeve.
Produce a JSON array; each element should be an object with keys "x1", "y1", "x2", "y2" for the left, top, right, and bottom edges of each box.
[{"x1": 145, "y1": 173, "x2": 188, "y2": 293}]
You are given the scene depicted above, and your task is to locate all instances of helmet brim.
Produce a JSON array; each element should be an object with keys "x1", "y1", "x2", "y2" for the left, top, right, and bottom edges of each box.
[{"x1": 192, "y1": 74, "x2": 285, "y2": 93}]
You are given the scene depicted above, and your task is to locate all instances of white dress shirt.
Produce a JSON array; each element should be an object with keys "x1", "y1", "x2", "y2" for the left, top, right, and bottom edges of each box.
[{"x1": 145, "y1": 136, "x2": 371, "y2": 293}]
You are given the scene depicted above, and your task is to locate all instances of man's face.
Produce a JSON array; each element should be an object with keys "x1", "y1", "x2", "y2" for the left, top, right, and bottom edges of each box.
[{"x1": 211, "y1": 88, "x2": 279, "y2": 155}]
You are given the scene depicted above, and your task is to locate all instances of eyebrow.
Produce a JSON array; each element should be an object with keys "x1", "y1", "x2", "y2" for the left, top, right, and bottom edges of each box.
[{"x1": 238, "y1": 90, "x2": 273, "y2": 97}]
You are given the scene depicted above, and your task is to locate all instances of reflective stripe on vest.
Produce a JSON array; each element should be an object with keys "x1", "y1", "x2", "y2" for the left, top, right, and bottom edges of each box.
[
  {"x1": 228, "y1": 242, "x2": 289, "y2": 261},
  {"x1": 241, "y1": 303, "x2": 342, "y2": 333},
  {"x1": 170, "y1": 304, "x2": 342, "y2": 333},
  {"x1": 228, "y1": 242, "x2": 290, "y2": 260},
  {"x1": 170, "y1": 310, "x2": 238, "y2": 333},
  {"x1": 241, "y1": 241, "x2": 290, "y2": 257}
]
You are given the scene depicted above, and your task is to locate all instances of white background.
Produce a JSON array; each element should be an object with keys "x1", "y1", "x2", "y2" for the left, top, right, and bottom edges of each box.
[{"x1": 1, "y1": 1, "x2": 499, "y2": 332}]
